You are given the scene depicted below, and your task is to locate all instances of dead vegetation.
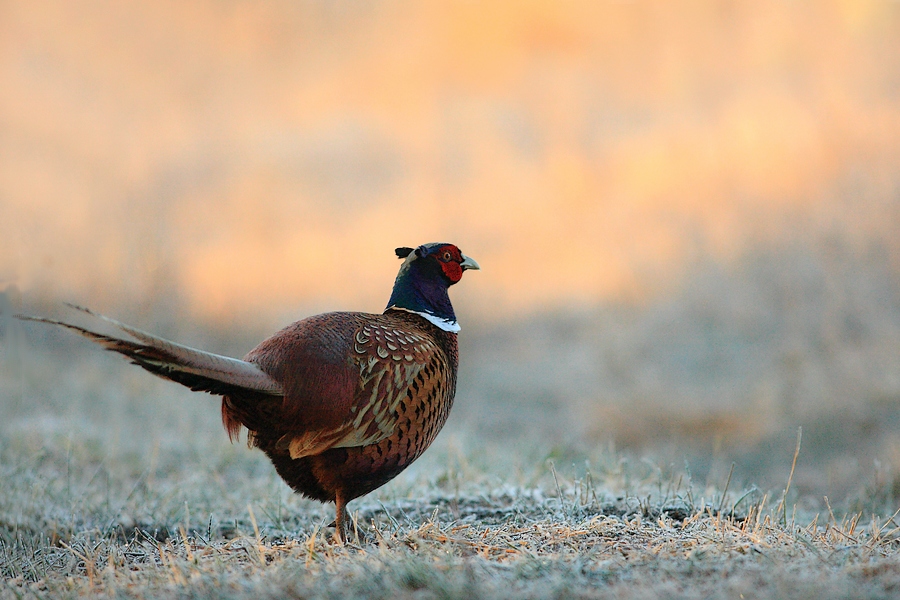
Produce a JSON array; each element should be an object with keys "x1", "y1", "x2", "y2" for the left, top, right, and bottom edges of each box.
[{"x1": 3, "y1": 409, "x2": 900, "y2": 599}]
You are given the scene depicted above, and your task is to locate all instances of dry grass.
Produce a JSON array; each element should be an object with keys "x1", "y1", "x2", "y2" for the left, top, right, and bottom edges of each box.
[
  {"x1": 11, "y1": 507, "x2": 900, "y2": 599},
  {"x1": 3, "y1": 388, "x2": 900, "y2": 599}
]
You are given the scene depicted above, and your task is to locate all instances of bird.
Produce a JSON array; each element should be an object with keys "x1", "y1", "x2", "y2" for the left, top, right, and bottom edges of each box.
[{"x1": 17, "y1": 242, "x2": 479, "y2": 541}]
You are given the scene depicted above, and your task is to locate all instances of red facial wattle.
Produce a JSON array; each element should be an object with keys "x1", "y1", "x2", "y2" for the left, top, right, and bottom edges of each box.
[
  {"x1": 429, "y1": 244, "x2": 465, "y2": 283},
  {"x1": 440, "y1": 260, "x2": 463, "y2": 283}
]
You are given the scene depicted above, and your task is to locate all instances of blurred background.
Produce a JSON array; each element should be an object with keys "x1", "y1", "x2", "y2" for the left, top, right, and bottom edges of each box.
[{"x1": 2, "y1": 0, "x2": 900, "y2": 511}]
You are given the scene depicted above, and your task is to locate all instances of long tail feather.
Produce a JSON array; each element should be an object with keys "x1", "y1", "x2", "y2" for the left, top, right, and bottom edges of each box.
[{"x1": 15, "y1": 306, "x2": 283, "y2": 399}]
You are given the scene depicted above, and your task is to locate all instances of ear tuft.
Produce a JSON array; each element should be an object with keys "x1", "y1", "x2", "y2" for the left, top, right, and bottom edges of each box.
[{"x1": 395, "y1": 247, "x2": 414, "y2": 259}]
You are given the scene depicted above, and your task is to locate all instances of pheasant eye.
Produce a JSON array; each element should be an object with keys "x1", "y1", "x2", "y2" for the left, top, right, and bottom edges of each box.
[{"x1": 442, "y1": 251, "x2": 452, "y2": 261}]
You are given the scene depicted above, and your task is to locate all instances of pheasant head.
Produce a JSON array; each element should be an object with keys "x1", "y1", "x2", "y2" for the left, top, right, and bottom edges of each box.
[{"x1": 386, "y1": 243, "x2": 479, "y2": 332}]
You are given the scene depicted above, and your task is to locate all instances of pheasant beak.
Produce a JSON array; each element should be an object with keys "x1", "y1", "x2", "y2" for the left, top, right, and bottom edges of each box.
[{"x1": 460, "y1": 254, "x2": 480, "y2": 271}]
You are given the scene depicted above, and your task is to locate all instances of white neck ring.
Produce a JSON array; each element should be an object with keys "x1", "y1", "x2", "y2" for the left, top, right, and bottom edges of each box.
[{"x1": 387, "y1": 307, "x2": 460, "y2": 332}]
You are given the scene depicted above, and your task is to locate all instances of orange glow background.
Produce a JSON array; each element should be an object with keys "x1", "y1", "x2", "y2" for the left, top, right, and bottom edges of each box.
[{"x1": 2, "y1": 0, "x2": 899, "y2": 323}]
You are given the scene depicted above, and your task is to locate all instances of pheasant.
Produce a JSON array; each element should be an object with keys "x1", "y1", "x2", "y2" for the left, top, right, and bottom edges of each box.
[{"x1": 18, "y1": 242, "x2": 479, "y2": 541}]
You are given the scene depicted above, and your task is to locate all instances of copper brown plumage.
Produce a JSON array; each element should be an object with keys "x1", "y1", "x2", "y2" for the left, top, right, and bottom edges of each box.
[{"x1": 17, "y1": 243, "x2": 479, "y2": 540}]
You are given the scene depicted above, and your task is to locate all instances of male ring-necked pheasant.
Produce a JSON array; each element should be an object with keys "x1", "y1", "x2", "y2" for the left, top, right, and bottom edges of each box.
[{"x1": 18, "y1": 243, "x2": 478, "y2": 540}]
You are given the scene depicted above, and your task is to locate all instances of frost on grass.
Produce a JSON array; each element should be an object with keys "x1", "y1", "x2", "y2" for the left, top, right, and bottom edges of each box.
[{"x1": 3, "y1": 428, "x2": 900, "y2": 600}]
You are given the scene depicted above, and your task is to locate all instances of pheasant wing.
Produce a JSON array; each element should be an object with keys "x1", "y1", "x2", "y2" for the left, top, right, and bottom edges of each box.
[{"x1": 284, "y1": 320, "x2": 445, "y2": 458}]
